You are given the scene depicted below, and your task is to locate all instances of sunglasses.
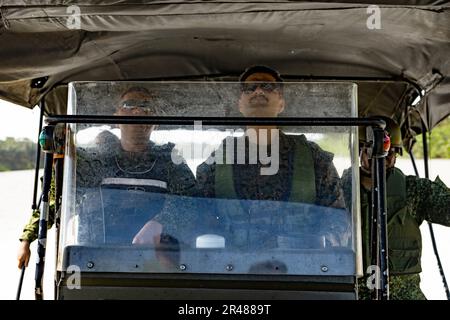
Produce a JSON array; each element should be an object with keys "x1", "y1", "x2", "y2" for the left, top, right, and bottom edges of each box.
[
  {"x1": 240, "y1": 82, "x2": 281, "y2": 94},
  {"x1": 120, "y1": 99, "x2": 154, "y2": 112}
]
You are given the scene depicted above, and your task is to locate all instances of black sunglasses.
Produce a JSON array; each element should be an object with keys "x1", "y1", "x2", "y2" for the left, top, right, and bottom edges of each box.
[
  {"x1": 240, "y1": 82, "x2": 281, "y2": 94},
  {"x1": 120, "y1": 99, "x2": 154, "y2": 111}
]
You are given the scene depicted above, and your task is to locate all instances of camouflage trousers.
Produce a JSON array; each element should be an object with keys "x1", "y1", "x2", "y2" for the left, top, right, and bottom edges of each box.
[{"x1": 358, "y1": 273, "x2": 426, "y2": 300}]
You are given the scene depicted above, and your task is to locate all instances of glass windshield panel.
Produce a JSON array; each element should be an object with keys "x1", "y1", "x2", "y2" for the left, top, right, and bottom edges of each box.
[{"x1": 59, "y1": 81, "x2": 360, "y2": 276}]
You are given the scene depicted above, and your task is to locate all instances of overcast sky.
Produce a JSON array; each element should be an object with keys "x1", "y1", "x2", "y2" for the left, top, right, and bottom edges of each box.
[{"x1": 0, "y1": 99, "x2": 41, "y2": 141}]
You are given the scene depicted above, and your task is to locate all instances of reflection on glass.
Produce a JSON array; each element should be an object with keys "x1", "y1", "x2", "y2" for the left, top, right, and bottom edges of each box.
[{"x1": 60, "y1": 81, "x2": 359, "y2": 277}]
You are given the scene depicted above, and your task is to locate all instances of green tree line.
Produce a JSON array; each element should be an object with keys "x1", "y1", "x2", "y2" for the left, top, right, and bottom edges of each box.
[
  {"x1": 0, "y1": 137, "x2": 43, "y2": 171},
  {"x1": 409, "y1": 116, "x2": 450, "y2": 159},
  {"x1": 318, "y1": 116, "x2": 449, "y2": 159}
]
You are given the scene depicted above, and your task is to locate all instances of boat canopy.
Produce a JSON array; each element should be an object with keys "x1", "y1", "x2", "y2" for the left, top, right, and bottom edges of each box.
[{"x1": 0, "y1": 1, "x2": 449, "y2": 147}]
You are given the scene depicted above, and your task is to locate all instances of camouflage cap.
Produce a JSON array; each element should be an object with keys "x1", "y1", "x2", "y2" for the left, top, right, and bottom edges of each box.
[{"x1": 239, "y1": 65, "x2": 283, "y2": 83}]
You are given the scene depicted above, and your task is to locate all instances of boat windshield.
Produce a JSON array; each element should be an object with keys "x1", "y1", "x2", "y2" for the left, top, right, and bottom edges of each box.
[{"x1": 58, "y1": 81, "x2": 361, "y2": 277}]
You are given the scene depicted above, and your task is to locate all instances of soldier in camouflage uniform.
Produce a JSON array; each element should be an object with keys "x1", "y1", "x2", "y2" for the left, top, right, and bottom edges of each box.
[
  {"x1": 195, "y1": 66, "x2": 348, "y2": 250},
  {"x1": 17, "y1": 171, "x2": 57, "y2": 269},
  {"x1": 77, "y1": 87, "x2": 196, "y2": 244},
  {"x1": 341, "y1": 118, "x2": 450, "y2": 300},
  {"x1": 18, "y1": 87, "x2": 196, "y2": 264},
  {"x1": 138, "y1": 66, "x2": 349, "y2": 250}
]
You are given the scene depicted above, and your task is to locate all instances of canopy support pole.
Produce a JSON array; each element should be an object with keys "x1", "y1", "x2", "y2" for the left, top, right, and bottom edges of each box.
[
  {"x1": 31, "y1": 102, "x2": 44, "y2": 210},
  {"x1": 369, "y1": 127, "x2": 389, "y2": 300},
  {"x1": 421, "y1": 123, "x2": 450, "y2": 300}
]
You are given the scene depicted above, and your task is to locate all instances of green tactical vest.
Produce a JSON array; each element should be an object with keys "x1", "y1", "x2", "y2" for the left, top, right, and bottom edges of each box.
[
  {"x1": 361, "y1": 167, "x2": 422, "y2": 275},
  {"x1": 213, "y1": 134, "x2": 317, "y2": 249},
  {"x1": 215, "y1": 134, "x2": 316, "y2": 202}
]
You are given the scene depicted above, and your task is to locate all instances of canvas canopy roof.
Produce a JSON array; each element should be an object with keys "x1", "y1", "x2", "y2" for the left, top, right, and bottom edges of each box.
[{"x1": 0, "y1": 1, "x2": 449, "y2": 145}]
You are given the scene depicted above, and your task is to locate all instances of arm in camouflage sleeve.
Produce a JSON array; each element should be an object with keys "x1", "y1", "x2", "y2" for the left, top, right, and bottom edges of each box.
[
  {"x1": 150, "y1": 158, "x2": 224, "y2": 246},
  {"x1": 304, "y1": 141, "x2": 349, "y2": 246},
  {"x1": 19, "y1": 173, "x2": 56, "y2": 243},
  {"x1": 308, "y1": 142, "x2": 346, "y2": 209},
  {"x1": 406, "y1": 175, "x2": 450, "y2": 226},
  {"x1": 195, "y1": 160, "x2": 216, "y2": 198},
  {"x1": 149, "y1": 154, "x2": 216, "y2": 241},
  {"x1": 138, "y1": 147, "x2": 197, "y2": 243},
  {"x1": 167, "y1": 148, "x2": 197, "y2": 196},
  {"x1": 340, "y1": 168, "x2": 353, "y2": 212}
]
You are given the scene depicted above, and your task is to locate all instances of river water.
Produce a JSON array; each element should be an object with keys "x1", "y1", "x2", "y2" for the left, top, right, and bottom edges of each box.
[
  {"x1": 0, "y1": 160, "x2": 449, "y2": 300},
  {"x1": 0, "y1": 169, "x2": 56, "y2": 300}
]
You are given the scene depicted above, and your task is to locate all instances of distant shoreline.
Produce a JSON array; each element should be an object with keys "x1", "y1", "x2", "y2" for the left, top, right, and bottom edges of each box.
[{"x1": 0, "y1": 168, "x2": 43, "y2": 173}]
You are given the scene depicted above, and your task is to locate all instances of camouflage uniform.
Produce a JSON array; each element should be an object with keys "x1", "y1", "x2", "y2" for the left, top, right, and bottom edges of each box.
[
  {"x1": 19, "y1": 174, "x2": 56, "y2": 243},
  {"x1": 154, "y1": 132, "x2": 349, "y2": 249},
  {"x1": 358, "y1": 274, "x2": 426, "y2": 300},
  {"x1": 196, "y1": 132, "x2": 344, "y2": 208},
  {"x1": 75, "y1": 131, "x2": 196, "y2": 244},
  {"x1": 342, "y1": 167, "x2": 450, "y2": 300},
  {"x1": 21, "y1": 131, "x2": 196, "y2": 244},
  {"x1": 76, "y1": 131, "x2": 195, "y2": 194}
]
